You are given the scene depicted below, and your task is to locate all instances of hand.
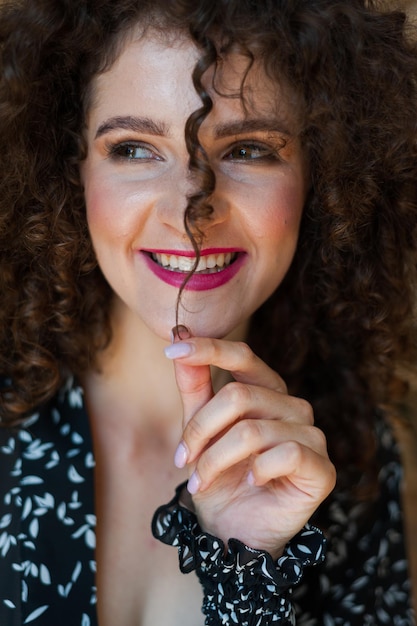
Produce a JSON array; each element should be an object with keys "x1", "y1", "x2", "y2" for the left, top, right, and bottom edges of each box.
[{"x1": 165, "y1": 326, "x2": 336, "y2": 558}]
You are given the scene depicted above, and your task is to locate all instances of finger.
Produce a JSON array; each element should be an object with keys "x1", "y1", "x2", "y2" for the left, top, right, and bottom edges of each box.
[
  {"x1": 182, "y1": 383, "x2": 314, "y2": 463},
  {"x1": 251, "y1": 441, "x2": 337, "y2": 500},
  {"x1": 168, "y1": 325, "x2": 214, "y2": 428},
  {"x1": 166, "y1": 335, "x2": 287, "y2": 393},
  {"x1": 191, "y1": 420, "x2": 328, "y2": 492}
]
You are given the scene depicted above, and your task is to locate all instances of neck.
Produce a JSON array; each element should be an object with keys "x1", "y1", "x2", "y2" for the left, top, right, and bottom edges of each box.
[{"x1": 83, "y1": 297, "x2": 178, "y2": 431}]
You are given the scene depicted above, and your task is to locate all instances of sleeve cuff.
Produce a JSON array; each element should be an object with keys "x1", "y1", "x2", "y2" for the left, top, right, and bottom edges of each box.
[{"x1": 152, "y1": 483, "x2": 326, "y2": 625}]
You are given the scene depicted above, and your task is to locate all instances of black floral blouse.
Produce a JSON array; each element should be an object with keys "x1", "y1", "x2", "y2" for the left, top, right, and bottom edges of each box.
[{"x1": 0, "y1": 377, "x2": 414, "y2": 625}]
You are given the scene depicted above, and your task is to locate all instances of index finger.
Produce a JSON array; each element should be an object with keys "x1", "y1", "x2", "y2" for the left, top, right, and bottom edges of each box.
[
  {"x1": 166, "y1": 335, "x2": 287, "y2": 394},
  {"x1": 169, "y1": 326, "x2": 214, "y2": 428}
]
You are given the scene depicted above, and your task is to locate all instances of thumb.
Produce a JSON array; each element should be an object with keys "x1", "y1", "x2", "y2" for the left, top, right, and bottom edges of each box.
[{"x1": 170, "y1": 325, "x2": 213, "y2": 427}]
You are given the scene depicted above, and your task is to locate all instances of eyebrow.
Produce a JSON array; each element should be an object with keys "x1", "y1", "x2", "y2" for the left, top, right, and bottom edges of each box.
[
  {"x1": 94, "y1": 114, "x2": 292, "y2": 141},
  {"x1": 213, "y1": 118, "x2": 292, "y2": 139},
  {"x1": 95, "y1": 116, "x2": 169, "y2": 139}
]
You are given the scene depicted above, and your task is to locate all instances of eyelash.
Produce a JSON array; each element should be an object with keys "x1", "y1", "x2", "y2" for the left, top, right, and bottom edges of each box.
[
  {"x1": 104, "y1": 139, "x2": 282, "y2": 165},
  {"x1": 105, "y1": 141, "x2": 162, "y2": 162},
  {"x1": 223, "y1": 142, "x2": 281, "y2": 163}
]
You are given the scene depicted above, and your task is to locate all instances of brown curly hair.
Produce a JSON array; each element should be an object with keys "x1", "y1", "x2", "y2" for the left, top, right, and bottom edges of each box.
[{"x1": 1, "y1": 0, "x2": 417, "y2": 500}]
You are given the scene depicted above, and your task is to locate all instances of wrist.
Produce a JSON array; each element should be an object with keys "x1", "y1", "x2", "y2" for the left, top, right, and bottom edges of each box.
[{"x1": 152, "y1": 483, "x2": 327, "y2": 625}]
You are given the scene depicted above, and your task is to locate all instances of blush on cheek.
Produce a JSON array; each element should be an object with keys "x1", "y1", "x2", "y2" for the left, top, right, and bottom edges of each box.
[
  {"x1": 277, "y1": 183, "x2": 306, "y2": 221},
  {"x1": 85, "y1": 184, "x2": 118, "y2": 233},
  {"x1": 249, "y1": 187, "x2": 305, "y2": 241}
]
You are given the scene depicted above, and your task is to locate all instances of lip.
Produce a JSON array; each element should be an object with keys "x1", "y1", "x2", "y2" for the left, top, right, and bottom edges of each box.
[{"x1": 140, "y1": 247, "x2": 246, "y2": 291}]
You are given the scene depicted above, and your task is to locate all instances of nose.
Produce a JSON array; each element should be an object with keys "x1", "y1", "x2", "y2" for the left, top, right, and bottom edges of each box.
[{"x1": 155, "y1": 160, "x2": 228, "y2": 235}]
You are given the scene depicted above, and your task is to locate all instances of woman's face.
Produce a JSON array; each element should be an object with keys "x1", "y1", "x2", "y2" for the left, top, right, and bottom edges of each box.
[{"x1": 81, "y1": 29, "x2": 308, "y2": 341}]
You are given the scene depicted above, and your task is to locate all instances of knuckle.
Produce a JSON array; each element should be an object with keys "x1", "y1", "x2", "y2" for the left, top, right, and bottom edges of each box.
[
  {"x1": 235, "y1": 418, "x2": 262, "y2": 446},
  {"x1": 274, "y1": 375, "x2": 288, "y2": 394},
  {"x1": 317, "y1": 460, "x2": 337, "y2": 499},
  {"x1": 184, "y1": 416, "x2": 205, "y2": 444},
  {"x1": 235, "y1": 341, "x2": 255, "y2": 364},
  {"x1": 209, "y1": 338, "x2": 223, "y2": 360},
  {"x1": 309, "y1": 425, "x2": 328, "y2": 451},
  {"x1": 326, "y1": 461, "x2": 337, "y2": 490},
  {"x1": 294, "y1": 397, "x2": 314, "y2": 424},
  {"x1": 222, "y1": 380, "x2": 251, "y2": 409},
  {"x1": 283, "y1": 440, "x2": 304, "y2": 465},
  {"x1": 279, "y1": 381, "x2": 288, "y2": 394}
]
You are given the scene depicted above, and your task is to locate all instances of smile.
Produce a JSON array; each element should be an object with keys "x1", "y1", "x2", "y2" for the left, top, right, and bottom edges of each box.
[
  {"x1": 141, "y1": 248, "x2": 246, "y2": 291},
  {"x1": 150, "y1": 251, "x2": 237, "y2": 274}
]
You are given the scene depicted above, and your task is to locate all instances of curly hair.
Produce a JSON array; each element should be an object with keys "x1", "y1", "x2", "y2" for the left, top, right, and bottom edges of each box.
[{"x1": 1, "y1": 0, "x2": 417, "y2": 502}]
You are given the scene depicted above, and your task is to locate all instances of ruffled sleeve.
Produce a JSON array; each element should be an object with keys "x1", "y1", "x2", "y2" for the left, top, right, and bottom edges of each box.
[{"x1": 152, "y1": 483, "x2": 326, "y2": 625}]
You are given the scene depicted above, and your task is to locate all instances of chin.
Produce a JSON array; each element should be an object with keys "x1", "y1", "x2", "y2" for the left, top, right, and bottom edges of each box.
[
  {"x1": 133, "y1": 296, "x2": 250, "y2": 342},
  {"x1": 177, "y1": 314, "x2": 247, "y2": 341}
]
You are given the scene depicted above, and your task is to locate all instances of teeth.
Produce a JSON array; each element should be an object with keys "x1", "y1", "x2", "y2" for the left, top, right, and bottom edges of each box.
[
  {"x1": 151, "y1": 252, "x2": 236, "y2": 273},
  {"x1": 178, "y1": 256, "x2": 194, "y2": 271}
]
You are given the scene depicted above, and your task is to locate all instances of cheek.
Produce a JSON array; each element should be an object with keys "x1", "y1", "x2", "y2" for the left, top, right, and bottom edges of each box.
[
  {"x1": 83, "y1": 168, "x2": 112, "y2": 231},
  {"x1": 84, "y1": 177, "x2": 130, "y2": 243},
  {"x1": 246, "y1": 180, "x2": 305, "y2": 242},
  {"x1": 85, "y1": 187, "x2": 106, "y2": 230}
]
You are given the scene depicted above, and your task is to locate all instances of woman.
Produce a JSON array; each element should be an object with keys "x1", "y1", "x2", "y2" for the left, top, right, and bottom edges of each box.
[{"x1": 0, "y1": 0, "x2": 416, "y2": 624}]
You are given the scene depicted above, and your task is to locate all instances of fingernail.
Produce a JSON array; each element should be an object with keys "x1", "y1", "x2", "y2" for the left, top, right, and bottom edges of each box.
[
  {"x1": 164, "y1": 342, "x2": 194, "y2": 359},
  {"x1": 187, "y1": 471, "x2": 201, "y2": 495},
  {"x1": 171, "y1": 324, "x2": 191, "y2": 343},
  {"x1": 174, "y1": 441, "x2": 189, "y2": 468},
  {"x1": 247, "y1": 470, "x2": 256, "y2": 486}
]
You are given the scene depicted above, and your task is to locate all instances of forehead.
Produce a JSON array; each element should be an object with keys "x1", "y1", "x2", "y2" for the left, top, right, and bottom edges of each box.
[
  {"x1": 86, "y1": 30, "x2": 198, "y2": 114},
  {"x1": 86, "y1": 28, "x2": 298, "y2": 132}
]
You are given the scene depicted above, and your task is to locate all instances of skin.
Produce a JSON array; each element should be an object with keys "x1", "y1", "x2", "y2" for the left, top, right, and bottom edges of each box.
[
  {"x1": 80, "y1": 27, "x2": 336, "y2": 624},
  {"x1": 82, "y1": 30, "x2": 308, "y2": 341}
]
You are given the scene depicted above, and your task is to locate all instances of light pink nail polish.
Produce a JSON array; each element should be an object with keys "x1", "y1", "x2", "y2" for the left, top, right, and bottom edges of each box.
[
  {"x1": 174, "y1": 441, "x2": 188, "y2": 469},
  {"x1": 164, "y1": 342, "x2": 193, "y2": 359},
  {"x1": 247, "y1": 470, "x2": 256, "y2": 486},
  {"x1": 187, "y1": 471, "x2": 201, "y2": 495}
]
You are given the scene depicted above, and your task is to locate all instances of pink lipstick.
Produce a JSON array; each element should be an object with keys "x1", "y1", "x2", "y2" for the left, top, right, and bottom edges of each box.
[{"x1": 141, "y1": 248, "x2": 246, "y2": 291}]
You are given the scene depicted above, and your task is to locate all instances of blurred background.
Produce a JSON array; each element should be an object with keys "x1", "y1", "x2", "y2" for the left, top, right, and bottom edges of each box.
[{"x1": 382, "y1": 0, "x2": 417, "y2": 15}]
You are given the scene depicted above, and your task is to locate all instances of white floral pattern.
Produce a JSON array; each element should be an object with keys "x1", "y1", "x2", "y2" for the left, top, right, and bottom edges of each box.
[
  {"x1": 152, "y1": 490, "x2": 326, "y2": 626},
  {"x1": 292, "y1": 419, "x2": 414, "y2": 625},
  {"x1": 0, "y1": 378, "x2": 414, "y2": 625},
  {"x1": 0, "y1": 378, "x2": 96, "y2": 625}
]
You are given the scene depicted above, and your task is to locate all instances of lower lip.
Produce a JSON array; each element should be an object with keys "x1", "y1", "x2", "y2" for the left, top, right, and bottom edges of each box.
[{"x1": 141, "y1": 252, "x2": 246, "y2": 291}]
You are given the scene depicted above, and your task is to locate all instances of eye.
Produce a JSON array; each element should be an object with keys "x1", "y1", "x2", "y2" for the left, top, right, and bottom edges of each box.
[
  {"x1": 106, "y1": 141, "x2": 163, "y2": 162},
  {"x1": 223, "y1": 142, "x2": 279, "y2": 162}
]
